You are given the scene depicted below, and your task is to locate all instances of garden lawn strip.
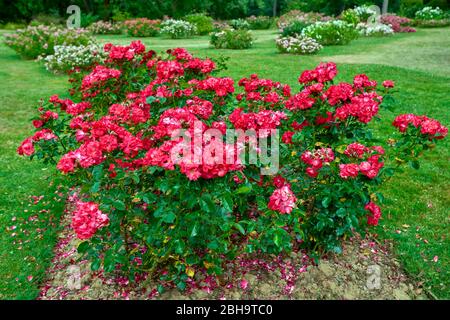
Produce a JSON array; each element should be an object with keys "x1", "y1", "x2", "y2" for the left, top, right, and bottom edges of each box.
[{"x1": 0, "y1": 38, "x2": 69, "y2": 299}]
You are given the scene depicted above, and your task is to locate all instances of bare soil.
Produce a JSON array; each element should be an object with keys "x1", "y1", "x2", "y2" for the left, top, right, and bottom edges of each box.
[{"x1": 39, "y1": 213, "x2": 428, "y2": 300}]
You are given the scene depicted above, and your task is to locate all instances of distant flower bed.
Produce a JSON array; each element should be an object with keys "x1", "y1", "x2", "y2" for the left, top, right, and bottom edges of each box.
[
  {"x1": 302, "y1": 20, "x2": 358, "y2": 45},
  {"x1": 277, "y1": 10, "x2": 331, "y2": 30},
  {"x1": 160, "y1": 19, "x2": 197, "y2": 39},
  {"x1": 229, "y1": 18, "x2": 250, "y2": 30},
  {"x1": 354, "y1": 5, "x2": 378, "y2": 23},
  {"x1": 276, "y1": 35, "x2": 322, "y2": 54},
  {"x1": 281, "y1": 20, "x2": 309, "y2": 37},
  {"x1": 380, "y1": 15, "x2": 416, "y2": 33},
  {"x1": 413, "y1": 6, "x2": 450, "y2": 27},
  {"x1": 357, "y1": 23, "x2": 394, "y2": 37},
  {"x1": 246, "y1": 16, "x2": 272, "y2": 30},
  {"x1": 341, "y1": 9, "x2": 360, "y2": 26},
  {"x1": 0, "y1": 22, "x2": 26, "y2": 30},
  {"x1": 41, "y1": 42, "x2": 106, "y2": 74},
  {"x1": 88, "y1": 21, "x2": 123, "y2": 35},
  {"x1": 210, "y1": 29, "x2": 253, "y2": 49},
  {"x1": 414, "y1": 19, "x2": 450, "y2": 27},
  {"x1": 4, "y1": 25, "x2": 93, "y2": 59},
  {"x1": 124, "y1": 18, "x2": 160, "y2": 37},
  {"x1": 183, "y1": 13, "x2": 213, "y2": 35},
  {"x1": 212, "y1": 21, "x2": 230, "y2": 31},
  {"x1": 415, "y1": 6, "x2": 447, "y2": 20}
]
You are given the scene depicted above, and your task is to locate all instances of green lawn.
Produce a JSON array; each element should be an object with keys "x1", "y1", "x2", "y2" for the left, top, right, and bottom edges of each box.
[
  {"x1": 0, "y1": 28, "x2": 449, "y2": 299},
  {"x1": 0, "y1": 31, "x2": 68, "y2": 299}
]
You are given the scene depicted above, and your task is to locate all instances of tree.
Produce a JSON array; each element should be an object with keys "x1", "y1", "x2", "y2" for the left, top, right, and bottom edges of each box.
[{"x1": 382, "y1": 0, "x2": 389, "y2": 14}]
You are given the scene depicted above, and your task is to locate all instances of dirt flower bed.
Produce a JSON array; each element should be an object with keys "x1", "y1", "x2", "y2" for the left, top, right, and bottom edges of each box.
[{"x1": 39, "y1": 211, "x2": 426, "y2": 300}]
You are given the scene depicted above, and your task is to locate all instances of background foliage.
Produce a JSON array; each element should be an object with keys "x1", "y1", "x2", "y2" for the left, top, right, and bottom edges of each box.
[{"x1": 1, "y1": 0, "x2": 448, "y2": 23}]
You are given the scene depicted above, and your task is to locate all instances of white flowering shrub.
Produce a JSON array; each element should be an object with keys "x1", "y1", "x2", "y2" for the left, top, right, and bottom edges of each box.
[
  {"x1": 88, "y1": 21, "x2": 123, "y2": 35},
  {"x1": 210, "y1": 29, "x2": 253, "y2": 49},
  {"x1": 302, "y1": 20, "x2": 358, "y2": 45},
  {"x1": 41, "y1": 42, "x2": 106, "y2": 74},
  {"x1": 357, "y1": 23, "x2": 394, "y2": 37},
  {"x1": 276, "y1": 35, "x2": 322, "y2": 54},
  {"x1": 229, "y1": 18, "x2": 250, "y2": 30},
  {"x1": 160, "y1": 19, "x2": 197, "y2": 39},
  {"x1": 415, "y1": 6, "x2": 446, "y2": 20},
  {"x1": 354, "y1": 5, "x2": 378, "y2": 22}
]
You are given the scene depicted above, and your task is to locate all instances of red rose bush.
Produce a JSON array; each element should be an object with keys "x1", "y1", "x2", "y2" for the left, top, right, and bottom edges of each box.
[{"x1": 18, "y1": 40, "x2": 447, "y2": 288}]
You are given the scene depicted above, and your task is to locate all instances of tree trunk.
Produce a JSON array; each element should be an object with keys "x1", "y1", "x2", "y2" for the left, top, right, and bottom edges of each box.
[
  {"x1": 272, "y1": 0, "x2": 277, "y2": 17},
  {"x1": 382, "y1": 0, "x2": 389, "y2": 15}
]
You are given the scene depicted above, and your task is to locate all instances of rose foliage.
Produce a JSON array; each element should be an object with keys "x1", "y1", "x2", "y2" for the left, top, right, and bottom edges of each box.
[{"x1": 18, "y1": 41, "x2": 447, "y2": 288}]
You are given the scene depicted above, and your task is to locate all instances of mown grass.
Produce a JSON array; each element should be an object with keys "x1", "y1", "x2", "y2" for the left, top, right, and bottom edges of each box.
[
  {"x1": 0, "y1": 28, "x2": 448, "y2": 299},
  {"x1": 0, "y1": 37, "x2": 68, "y2": 299}
]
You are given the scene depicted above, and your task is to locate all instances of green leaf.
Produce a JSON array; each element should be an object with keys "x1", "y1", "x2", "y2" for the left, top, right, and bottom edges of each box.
[
  {"x1": 384, "y1": 167, "x2": 395, "y2": 177},
  {"x1": 207, "y1": 240, "x2": 219, "y2": 250},
  {"x1": 92, "y1": 165, "x2": 103, "y2": 181},
  {"x1": 143, "y1": 193, "x2": 156, "y2": 204},
  {"x1": 153, "y1": 205, "x2": 165, "y2": 218},
  {"x1": 376, "y1": 192, "x2": 385, "y2": 203},
  {"x1": 222, "y1": 194, "x2": 233, "y2": 212},
  {"x1": 158, "y1": 97, "x2": 167, "y2": 104},
  {"x1": 234, "y1": 223, "x2": 245, "y2": 235},
  {"x1": 322, "y1": 197, "x2": 331, "y2": 208},
  {"x1": 176, "y1": 281, "x2": 186, "y2": 291},
  {"x1": 200, "y1": 194, "x2": 216, "y2": 213},
  {"x1": 91, "y1": 259, "x2": 101, "y2": 271},
  {"x1": 175, "y1": 240, "x2": 185, "y2": 254},
  {"x1": 104, "y1": 251, "x2": 115, "y2": 273},
  {"x1": 317, "y1": 221, "x2": 325, "y2": 230},
  {"x1": 162, "y1": 212, "x2": 176, "y2": 224},
  {"x1": 131, "y1": 173, "x2": 140, "y2": 184},
  {"x1": 77, "y1": 241, "x2": 89, "y2": 254},
  {"x1": 336, "y1": 208, "x2": 346, "y2": 218},
  {"x1": 90, "y1": 181, "x2": 101, "y2": 193},
  {"x1": 409, "y1": 160, "x2": 420, "y2": 170},
  {"x1": 236, "y1": 184, "x2": 252, "y2": 194},
  {"x1": 273, "y1": 232, "x2": 281, "y2": 248},
  {"x1": 112, "y1": 200, "x2": 126, "y2": 211},
  {"x1": 190, "y1": 223, "x2": 198, "y2": 238},
  {"x1": 146, "y1": 96, "x2": 157, "y2": 104}
]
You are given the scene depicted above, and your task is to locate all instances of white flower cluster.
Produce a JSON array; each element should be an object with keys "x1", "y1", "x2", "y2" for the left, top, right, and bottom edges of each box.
[
  {"x1": 356, "y1": 23, "x2": 394, "y2": 36},
  {"x1": 415, "y1": 6, "x2": 445, "y2": 20},
  {"x1": 301, "y1": 20, "x2": 357, "y2": 45},
  {"x1": 212, "y1": 30, "x2": 226, "y2": 39},
  {"x1": 354, "y1": 5, "x2": 378, "y2": 19},
  {"x1": 160, "y1": 19, "x2": 197, "y2": 39},
  {"x1": 210, "y1": 28, "x2": 253, "y2": 49},
  {"x1": 42, "y1": 42, "x2": 107, "y2": 74},
  {"x1": 276, "y1": 35, "x2": 322, "y2": 54},
  {"x1": 229, "y1": 18, "x2": 250, "y2": 30}
]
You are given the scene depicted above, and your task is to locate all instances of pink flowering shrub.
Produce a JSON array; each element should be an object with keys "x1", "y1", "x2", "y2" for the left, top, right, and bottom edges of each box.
[
  {"x1": 88, "y1": 21, "x2": 123, "y2": 35},
  {"x1": 124, "y1": 18, "x2": 161, "y2": 37},
  {"x1": 4, "y1": 25, "x2": 93, "y2": 59},
  {"x1": 380, "y1": 14, "x2": 416, "y2": 33},
  {"x1": 18, "y1": 41, "x2": 447, "y2": 287}
]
